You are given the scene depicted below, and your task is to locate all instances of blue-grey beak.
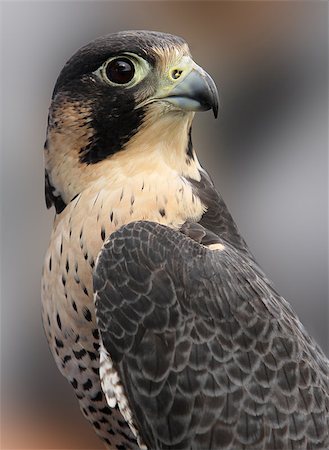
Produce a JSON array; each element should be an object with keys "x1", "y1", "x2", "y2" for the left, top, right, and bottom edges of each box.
[{"x1": 165, "y1": 68, "x2": 219, "y2": 118}]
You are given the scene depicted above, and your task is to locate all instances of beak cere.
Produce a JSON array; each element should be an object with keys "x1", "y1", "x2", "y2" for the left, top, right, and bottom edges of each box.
[{"x1": 164, "y1": 66, "x2": 219, "y2": 118}]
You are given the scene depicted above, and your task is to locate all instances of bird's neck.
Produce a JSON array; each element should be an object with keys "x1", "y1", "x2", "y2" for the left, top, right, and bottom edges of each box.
[{"x1": 45, "y1": 111, "x2": 201, "y2": 209}]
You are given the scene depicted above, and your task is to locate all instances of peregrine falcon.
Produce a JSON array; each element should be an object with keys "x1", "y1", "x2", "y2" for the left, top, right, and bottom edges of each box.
[{"x1": 42, "y1": 30, "x2": 329, "y2": 449}]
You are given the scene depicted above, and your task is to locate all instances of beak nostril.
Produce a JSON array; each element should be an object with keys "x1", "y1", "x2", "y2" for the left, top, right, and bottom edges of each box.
[{"x1": 171, "y1": 69, "x2": 183, "y2": 80}]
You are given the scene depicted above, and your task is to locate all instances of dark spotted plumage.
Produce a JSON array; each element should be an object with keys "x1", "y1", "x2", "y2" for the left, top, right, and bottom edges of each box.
[
  {"x1": 95, "y1": 221, "x2": 329, "y2": 450},
  {"x1": 42, "y1": 29, "x2": 328, "y2": 450}
]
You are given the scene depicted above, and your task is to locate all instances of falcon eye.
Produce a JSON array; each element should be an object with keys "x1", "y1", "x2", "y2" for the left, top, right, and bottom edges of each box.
[
  {"x1": 104, "y1": 58, "x2": 135, "y2": 85},
  {"x1": 97, "y1": 53, "x2": 150, "y2": 88}
]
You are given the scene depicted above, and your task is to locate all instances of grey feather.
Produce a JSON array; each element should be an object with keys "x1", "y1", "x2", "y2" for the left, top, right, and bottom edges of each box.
[{"x1": 94, "y1": 221, "x2": 329, "y2": 450}]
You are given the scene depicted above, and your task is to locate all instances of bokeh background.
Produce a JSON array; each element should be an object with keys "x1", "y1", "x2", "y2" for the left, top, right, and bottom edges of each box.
[{"x1": 1, "y1": 1, "x2": 328, "y2": 448}]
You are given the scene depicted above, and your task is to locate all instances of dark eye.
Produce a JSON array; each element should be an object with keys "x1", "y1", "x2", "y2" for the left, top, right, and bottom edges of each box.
[{"x1": 105, "y1": 58, "x2": 135, "y2": 85}]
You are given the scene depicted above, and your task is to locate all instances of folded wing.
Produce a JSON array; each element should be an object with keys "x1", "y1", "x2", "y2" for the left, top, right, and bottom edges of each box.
[{"x1": 94, "y1": 221, "x2": 329, "y2": 450}]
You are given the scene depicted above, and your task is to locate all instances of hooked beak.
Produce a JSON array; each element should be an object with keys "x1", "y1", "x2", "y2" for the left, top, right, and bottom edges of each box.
[{"x1": 164, "y1": 66, "x2": 219, "y2": 118}]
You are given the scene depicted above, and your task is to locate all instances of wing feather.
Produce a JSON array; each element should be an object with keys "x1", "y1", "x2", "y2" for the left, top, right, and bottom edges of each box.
[{"x1": 94, "y1": 221, "x2": 329, "y2": 450}]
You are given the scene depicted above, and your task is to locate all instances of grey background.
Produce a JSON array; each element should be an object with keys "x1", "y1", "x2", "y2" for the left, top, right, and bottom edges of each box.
[{"x1": 1, "y1": 1, "x2": 328, "y2": 448}]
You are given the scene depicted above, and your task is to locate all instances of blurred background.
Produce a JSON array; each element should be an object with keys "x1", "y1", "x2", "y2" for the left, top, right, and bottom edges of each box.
[{"x1": 1, "y1": 1, "x2": 328, "y2": 448}]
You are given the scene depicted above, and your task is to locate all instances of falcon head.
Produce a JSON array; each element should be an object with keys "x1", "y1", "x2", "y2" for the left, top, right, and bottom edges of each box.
[{"x1": 45, "y1": 30, "x2": 219, "y2": 213}]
